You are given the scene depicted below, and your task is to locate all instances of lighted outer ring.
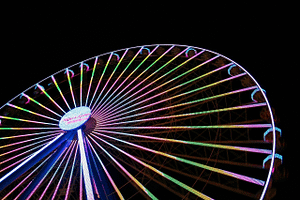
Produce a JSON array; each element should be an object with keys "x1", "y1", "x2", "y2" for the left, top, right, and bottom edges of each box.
[{"x1": 0, "y1": 44, "x2": 276, "y2": 200}]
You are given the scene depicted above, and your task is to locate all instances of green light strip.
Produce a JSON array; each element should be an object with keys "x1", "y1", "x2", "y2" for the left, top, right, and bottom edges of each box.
[
  {"x1": 86, "y1": 137, "x2": 124, "y2": 200},
  {"x1": 90, "y1": 134, "x2": 213, "y2": 200},
  {"x1": 85, "y1": 57, "x2": 98, "y2": 106},
  {"x1": 91, "y1": 132, "x2": 265, "y2": 186},
  {"x1": 89, "y1": 52, "x2": 113, "y2": 108},
  {"x1": 92, "y1": 45, "x2": 162, "y2": 115},
  {"x1": 100, "y1": 103, "x2": 267, "y2": 127},
  {"x1": 91, "y1": 49, "x2": 129, "y2": 112},
  {"x1": 7, "y1": 103, "x2": 59, "y2": 122},
  {"x1": 21, "y1": 93, "x2": 62, "y2": 117},
  {"x1": 66, "y1": 69, "x2": 77, "y2": 108},
  {"x1": 94, "y1": 129, "x2": 272, "y2": 154},
  {"x1": 89, "y1": 136, "x2": 158, "y2": 200},
  {"x1": 51, "y1": 75, "x2": 71, "y2": 110},
  {"x1": 102, "y1": 85, "x2": 258, "y2": 124}
]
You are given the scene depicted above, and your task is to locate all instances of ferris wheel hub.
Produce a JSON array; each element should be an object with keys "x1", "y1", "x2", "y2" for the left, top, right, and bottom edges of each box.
[{"x1": 59, "y1": 106, "x2": 91, "y2": 131}]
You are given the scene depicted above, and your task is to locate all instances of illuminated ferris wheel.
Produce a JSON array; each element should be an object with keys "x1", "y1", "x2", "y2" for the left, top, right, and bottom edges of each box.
[{"x1": 0, "y1": 44, "x2": 282, "y2": 200}]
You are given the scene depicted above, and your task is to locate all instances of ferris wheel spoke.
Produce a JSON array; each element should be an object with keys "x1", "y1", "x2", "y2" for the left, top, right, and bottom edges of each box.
[
  {"x1": 95, "y1": 47, "x2": 199, "y2": 117},
  {"x1": 91, "y1": 132, "x2": 265, "y2": 186},
  {"x1": 77, "y1": 129, "x2": 96, "y2": 200},
  {"x1": 96, "y1": 56, "x2": 227, "y2": 120},
  {"x1": 39, "y1": 140, "x2": 75, "y2": 199},
  {"x1": 93, "y1": 129, "x2": 272, "y2": 155},
  {"x1": 0, "y1": 115, "x2": 58, "y2": 126},
  {"x1": 89, "y1": 134, "x2": 214, "y2": 200},
  {"x1": 0, "y1": 142, "x2": 53, "y2": 174},
  {"x1": 92, "y1": 46, "x2": 162, "y2": 115},
  {"x1": 91, "y1": 49, "x2": 128, "y2": 113},
  {"x1": 0, "y1": 129, "x2": 62, "y2": 140},
  {"x1": 20, "y1": 93, "x2": 62, "y2": 118},
  {"x1": 97, "y1": 124, "x2": 272, "y2": 130},
  {"x1": 92, "y1": 45, "x2": 186, "y2": 116},
  {"x1": 0, "y1": 131, "x2": 59, "y2": 150},
  {"x1": 64, "y1": 141, "x2": 78, "y2": 200},
  {"x1": 0, "y1": 132, "x2": 59, "y2": 158},
  {"x1": 36, "y1": 83, "x2": 66, "y2": 114},
  {"x1": 7, "y1": 103, "x2": 60, "y2": 122},
  {"x1": 88, "y1": 52, "x2": 113, "y2": 109},
  {"x1": 80, "y1": 62, "x2": 84, "y2": 107},
  {"x1": 99, "y1": 85, "x2": 258, "y2": 125},
  {"x1": 19, "y1": 138, "x2": 72, "y2": 200},
  {"x1": 91, "y1": 45, "x2": 162, "y2": 115},
  {"x1": 65, "y1": 68, "x2": 77, "y2": 108},
  {"x1": 98, "y1": 102, "x2": 267, "y2": 128},
  {"x1": 51, "y1": 75, "x2": 72, "y2": 110},
  {"x1": 85, "y1": 57, "x2": 98, "y2": 106},
  {"x1": 0, "y1": 127, "x2": 60, "y2": 130},
  {"x1": 0, "y1": 132, "x2": 67, "y2": 191},
  {"x1": 86, "y1": 137, "x2": 125, "y2": 200},
  {"x1": 91, "y1": 47, "x2": 144, "y2": 115},
  {"x1": 101, "y1": 70, "x2": 246, "y2": 123},
  {"x1": 1, "y1": 153, "x2": 53, "y2": 200},
  {"x1": 88, "y1": 135, "x2": 159, "y2": 200}
]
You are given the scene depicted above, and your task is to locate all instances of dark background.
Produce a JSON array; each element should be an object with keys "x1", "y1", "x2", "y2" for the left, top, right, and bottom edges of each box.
[{"x1": 1, "y1": 3, "x2": 297, "y2": 199}]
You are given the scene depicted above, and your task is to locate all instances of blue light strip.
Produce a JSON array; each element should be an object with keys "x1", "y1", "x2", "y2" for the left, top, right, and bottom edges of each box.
[{"x1": 77, "y1": 129, "x2": 94, "y2": 200}]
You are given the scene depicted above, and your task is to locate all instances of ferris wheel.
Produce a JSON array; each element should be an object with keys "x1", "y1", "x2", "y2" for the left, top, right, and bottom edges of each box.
[{"x1": 0, "y1": 44, "x2": 282, "y2": 200}]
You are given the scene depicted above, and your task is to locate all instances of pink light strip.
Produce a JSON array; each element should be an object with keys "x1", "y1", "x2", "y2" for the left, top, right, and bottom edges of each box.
[
  {"x1": 21, "y1": 93, "x2": 62, "y2": 117},
  {"x1": 0, "y1": 143, "x2": 47, "y2": 167},
  {"x1": 66, "y1": 68, "x2": 77, "y2": 108},
  {"x1": 36, "y1": 84, "x2": 66, "y2": 114},
  {"x1": 100, "y1": 66, "x2": 244, "y2": 121},
  {"x1": 0, "y1": 132, "x2": 59, "y2": 149},
  {"x1": 26, "y1": 137, "x2": 68, "y2": 200},
  {"x1": 96, "y1": 52, "x2": 217, "y2": 118},
  {"x1": 65, "y1": 141, "x2": 79, "y2": 200},
  {"x1": 89, "y1": 52, "x2": 113, "y2": 108},
  {"x1": 99, "y1": 103, "x2": 267, "y2": 127},
  {"x1": 96, "y1": 124, "x2": 272, "y2": 130},
  {"x1": 39, "y1": 141, "x2": 74, "y2": 200},
  {"x1": 91, "y1": 49, "x2": 129, "y2": 112},
  {"x1": 2, "y1": 154, "x2": 52, "y2": 200},
  {"x1": 0, "y1": 129, "x2": 61, "y2": 139},
  {"x1": 0, "y1": 127, "x2": 60, "y2": 130},
  {"x1": 85, "y1": 57, "x2": 98, "y2": 106},
  {"x1": 88, "y1": 136, "x2": 158, "y2": 200},
  {"x1": 95, "y1": 47, "x2": 194, "y2": 116},
  {"x1": 0, "y1": 133, "x2": 64, "y2": 185},
  {"x1": 7, "y1": 103, "x2": 60, "y2": 122},
  {"x1": 100, "y1": 86, "x2": 258, "y2": 125},
  {"x1": 92, "y1": 45, "x2": 178, "y2": 116},
  {"x1": 91, "y1": 132, "x2": 265, "y2": 186},
  {"x1": 51, "y1": 141, "x2": 76, "y2": 200},
  {"x1": 0, "y1": 115, "x2": 58, "y2": 126},
  {"x1": 90, "y1": 134, "x2": 213, "y2": 200},
  {"x1": 0, "y1": 136, "x2": 55, "y2": 162},
  {"x1": 94, "y1": 129, "x2": 272, "y2": 154},
  {"x1": 91, "y1": 47, "x2": 144, "y2": 114},
  {"x1": 51, "y1": 75, "x2": 71, "y2": 110},
  {"x1": 92, "y1": 46, "x2": 161, "y2": 115},
  {"x1": 86, "y1": 137, "x2": 125, "y2": 200},
  {"x1": 80, "y1": 63, "x2": 84, "y2": 107}
]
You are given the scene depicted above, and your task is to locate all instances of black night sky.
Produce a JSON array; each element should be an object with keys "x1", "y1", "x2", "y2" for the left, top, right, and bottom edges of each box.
[{"x1": 1, "y1": 3, "x2": 297, "y2": 199}]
